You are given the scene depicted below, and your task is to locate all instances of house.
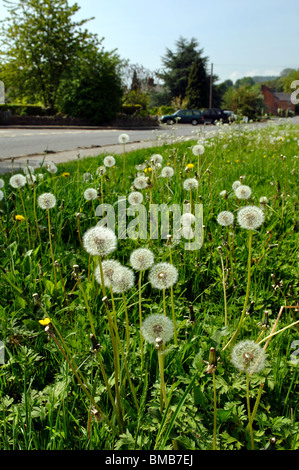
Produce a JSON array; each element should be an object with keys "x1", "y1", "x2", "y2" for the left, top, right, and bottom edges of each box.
[{"x1": 261, "y1": 84, "x2": 295, "y2": 114}]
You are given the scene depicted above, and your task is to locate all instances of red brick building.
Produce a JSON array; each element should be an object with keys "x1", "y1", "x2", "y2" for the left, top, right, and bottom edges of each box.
[{"x1": 261, "y1": 84, "x2": 295, "y2": 114}]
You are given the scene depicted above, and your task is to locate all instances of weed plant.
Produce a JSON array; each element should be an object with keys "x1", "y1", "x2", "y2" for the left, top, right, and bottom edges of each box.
[{"x1": 0, "y1": 120, "x2": 298, "y2": 450}]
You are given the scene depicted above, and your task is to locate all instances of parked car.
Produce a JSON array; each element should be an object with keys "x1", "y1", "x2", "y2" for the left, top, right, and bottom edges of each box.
[
  {"x1": 201, "y1": 108, "x2": 235, "y2": 124},
  {"x1": 160, "y1": 109, "x2": 203, "y2": 126}
]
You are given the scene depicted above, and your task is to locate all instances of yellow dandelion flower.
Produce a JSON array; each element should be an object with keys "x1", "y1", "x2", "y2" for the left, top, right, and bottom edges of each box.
[
  {"x1": 39, "y1": 317, "x2": 51, "y2": 326},
  {"x1": 144, "y1": 167, "x2": 152, "y2": 173},
  {"x1": 15, "y1": 214, "x2": 25, "y2": 222},
  {"x1": 62, "y1": 172, "x2": 70, "y2": 178},
  {"x1": 186, "y1": 163, "x2": 195, "y2": 169}
]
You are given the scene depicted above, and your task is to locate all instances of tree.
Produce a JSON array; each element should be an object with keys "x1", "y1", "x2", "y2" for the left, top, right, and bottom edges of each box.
[
  {"x1": 57, "y1": 48, "x2": 123, "y2": 124},
  {"x1": 185, "y1": 58, "x2": 210, "y2": 109},
  {"x1": 0, "y1": 0, "x2": 99, "y2": 110},
  {"x1": 159, "y1": 37, "x2": 208, "y2": 106},
  {"x1": 222, "y1": 85, "x2": 264, "y2": 120}
]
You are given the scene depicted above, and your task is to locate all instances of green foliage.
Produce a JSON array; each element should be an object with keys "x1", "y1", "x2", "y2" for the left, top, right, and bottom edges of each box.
[
  {"x1": 57, "y1": 49, "x2": 123, "y2": 124},
  {"x1": 0, "y1": 122, "x2": 298, "y2": 450},
  {"x1": 0, "y1": 0, "x2": 100, "y2": 110},
  {"x1": 185, "y1": 58, "x2": 210, "y2": 109},
  {"x1": 222, "y1": 84, "x2": 264, "y2": 119},
  {"x1": 159, "y1": 36, "x2": 208, "y2": 106}
]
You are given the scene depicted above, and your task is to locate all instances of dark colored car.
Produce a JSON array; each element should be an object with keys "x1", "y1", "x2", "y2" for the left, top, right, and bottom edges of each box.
[
  {"x1": 201, "y1": 108, "x2": 235, "y2": 124},
  {"x1": 160, "y1": 109, "x2": 203, "y2": 126}
]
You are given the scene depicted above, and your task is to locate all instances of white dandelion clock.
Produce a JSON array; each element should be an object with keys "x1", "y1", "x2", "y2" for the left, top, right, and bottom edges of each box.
[
  {"x1": 110, "y1": 266, "x2": 135, "y2": 294},
  {"x1": 180, "y1": 212, "x2": 196, "y2": 226},
  {"x1": 192, "y1": 144, "x2": 205, "y2": 156},
  {"x1": 83, "y1": 172, "x2": 93, "y2": 181},
  {"x1": 217, "y1": 211, "x2": 234, "y2": 226},
  {"x1": 128, "y1": 191, "x2": 143, "y2": 205},
  {"x1": 235, "y1": 184, "x2": 252, "y2": 200},
  {"x1": 231, "y1": 340, "x2": 266, "y2": 374},
  {"x1": 133, "y1": 176, "x2": 148, "y2": 190},
  {"x1": 232, "y1": 180, "x2": 241, "y2": 191},
  {"x1": 142, "y1": 313, "x2": 174, "y2": 345},
  {"x1": 94, "y1": 259, "x2": 122, "y2": 288},
  {"x1": 38, "y1": 193, "x2": 57, "y2": 210},
  {"x1": 84, "y1": 188, "x2": 98, "y2": 201},
  {"x1": 9, "y1": 174, "x2": 27, "y2": 189},
  {"x1": 0, "y1": 190, "x2": 4, "y2": 201},
  {"x1": 46, "y1": 162, "x2": 58, "y2": 174},
  {"x1": 183, "y1": 178, "x2": 198, "y2": 191},
  {"x1": 0, "y1": 178, "x2": 5, "y2": 189},
  {"x1": 181, "y1": 225, "x2": 194, "y2": 240},
  {"x1": 150, "y1": 154, "x2": 163, "y2": 165},
  {"x1": 82, "y1": 226, "x2": 117, "y2": 256},
  {"x1": 103, "y1": 155, "x2": 116, "y2": 168},
  {"x1": 23, "y1": 165, "x2": 35, "y2": 176},
  {"x1": 149, "y1": 262, "x2": 178, "y2": 290},
  {"x1": 130, "y1": 248, "x2": 155, "y2": 271},
  {"x1": 161, "y1": 166, "x2": 174, "y2": 178},
  {"x1": 118, "y1": 133, "x2": 129, "y2": 144},
  {"x1": 237, "y1": 205, "x2": 264, "y2": 230}
]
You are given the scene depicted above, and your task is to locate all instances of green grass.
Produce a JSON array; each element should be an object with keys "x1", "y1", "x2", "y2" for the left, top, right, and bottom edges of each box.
[{"x1": 0, "y1": 120, "x2": 298, "y2": 450}]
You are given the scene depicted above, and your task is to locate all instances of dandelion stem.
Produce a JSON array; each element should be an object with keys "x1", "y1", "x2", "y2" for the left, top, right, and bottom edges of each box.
[
  {"x1": 218, "y1": 247, "x2": 228, "y2": 327},
  {"x1": 18, "y1": 187, "x2": 31, "y2": 249},
  {"x1": 47, "y1": 209, "x2": 57, "y2": 298},
  {"x1": 212, "y1": 372, "x2": 217, "y2": 450},
  {"x1": 158, "y1": 348, "x2": 168, "y2": 409},
  {"x1": 122, "y1": 292, "x2": 130, "y2": 350},
  {"x1": 223, "y1": 230, "x2": 253, "y2": 350},
  {"x1": 139, "y1": 270, "x2": 144, "y2": 368},
  {"x1": 246, "y1": 373, "x2": 254, "y2": 450}
]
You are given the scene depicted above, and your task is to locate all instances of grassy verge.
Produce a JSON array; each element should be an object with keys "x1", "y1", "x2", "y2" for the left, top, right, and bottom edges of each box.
[{"x1": 0, "y1": 121, "x2": 298, "y2": 450}]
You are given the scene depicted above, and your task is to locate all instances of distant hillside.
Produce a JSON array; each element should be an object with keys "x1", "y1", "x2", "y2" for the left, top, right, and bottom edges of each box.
[{"x1": 252, "y1": 76, "x2": 278, "y2": 83}]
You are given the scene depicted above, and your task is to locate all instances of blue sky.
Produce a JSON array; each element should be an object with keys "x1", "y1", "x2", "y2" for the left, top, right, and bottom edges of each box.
[{"x1": 1, "y1": 0, "x2": 299, "y2": 83}]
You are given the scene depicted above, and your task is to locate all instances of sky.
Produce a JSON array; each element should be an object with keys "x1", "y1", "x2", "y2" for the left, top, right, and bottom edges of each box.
[{"x1": 1, "y1": 0, "x2": 298, "y2": 84}]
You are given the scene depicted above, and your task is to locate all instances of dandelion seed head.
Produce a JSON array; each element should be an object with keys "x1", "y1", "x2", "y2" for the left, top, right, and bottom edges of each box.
[
  {"x1": 0, "y1": 178, "x2": 5, "y2": 189},
  {"x1": 237, "y1": 205, "x2": 264, "y2": 230},
  {"x1": 9, "y1": 174, "x2": 27, "y2": 189},
  {"x1": 161, "y1": 166, "x2": 174, "y2": 178},
  {"x1": 23, "y1": 165, "x2": 35, "y2": 176},
  {"x1": 181, "y1": 225, "x2": 194, "y2": 239},
  {"x1": 103, "y1": 156, "x2": 116, "y2": 168},
  {"x1": 219, "y1": 190, "x2": 227, "y2": 198},
  {"x1": 232, "y1": 180, "x2": 241, "y2": 191},
  {"x1": 128, "y1": 191, "x2": 143, "y2": 205},
  {"x1": 183, "y1": 178, "x2": 198, "y2": 191},
  {"x1": 0, "y1": 190, "x2": 4, "y2": 201},
  {"x1": 82, "y1": 226, "x2": 117, "y2": 256},
  {"x1": 192, "y1": 144, "x2": 205, "y2": 156},
  {"x1": 149, "y1": 262, "x2": 178, "y2": 290},
  {"x1": 110, "y1": 266, "x2": 135, "y2": 294},
  {"x1": 231, "y1": 340, "x2": 266, "y2": 374},
  {"x1": 84, "y1": 188, "x2": 98, "y2": 201},
  {"x1": 118, "y1": 133, "x2": 129, "y2": 144},
  {"x1": 46, "y1": 162, "x2": 58, "y2": 174},
  {"x1": 150, "y1": 154, "x2": 163, "y2": 165},
  {"x1": 217, "y1": 211, "x2": 234, "y2": 226},
  {"x1": 94, "y1": 259, "x2": 122, "y2": 287},
  {"x1": 142, "y1": 313, "x2": 174, "y2": 345},
  {"x1": 259, "y1": 196, "x2": 268, "y2": 204},
  {"x1": 235, "y1": 184, "x2": 252, "y2": 200},
  {"x1": 37, "y1": 192, "x2": 57, "y2": 210},
  {"x1": 130, "y1": 248, "x2": 154, "y2": 271},
  {"x1": 133, "y1": 176, "x2": 148, "y2": 190},
  {"x1": 83, "y1": 172, "x2": 93, "y2": 181},
  {"x1": 180, "y1": 213, "x2": 196, "y2": 226}
]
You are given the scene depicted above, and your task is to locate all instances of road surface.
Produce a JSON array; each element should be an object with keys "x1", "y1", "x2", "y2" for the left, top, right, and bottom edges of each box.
[{"x1": 0, "y1": 117, "x2": 298, "y2": 174}]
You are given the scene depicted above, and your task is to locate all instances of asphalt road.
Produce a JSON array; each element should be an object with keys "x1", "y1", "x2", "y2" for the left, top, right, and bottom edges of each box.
[
  {"x1": 0, "y1": 125, "x2": 201, "y2": 160},
  {"x1": 0, "y1": 117, "x2": 298, "y2": 174}
]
